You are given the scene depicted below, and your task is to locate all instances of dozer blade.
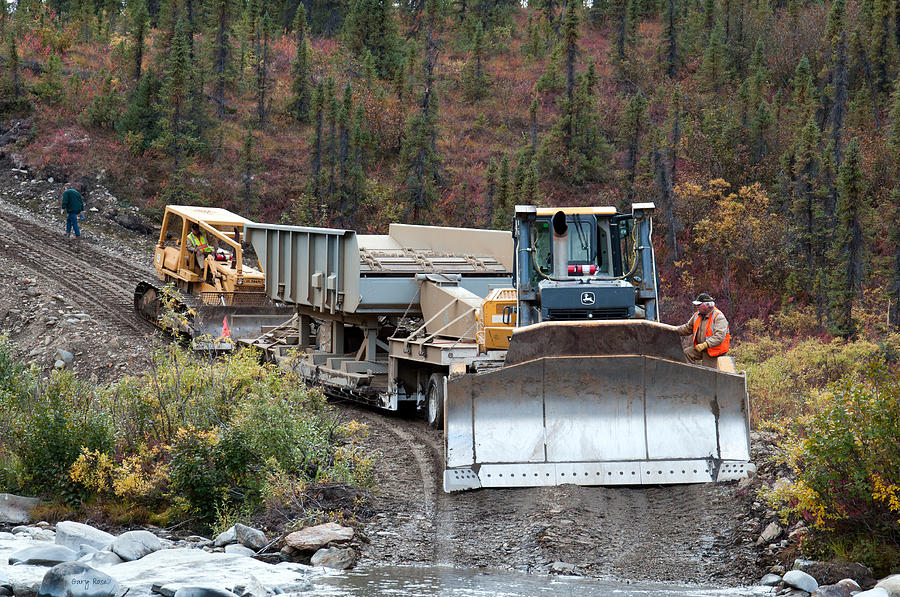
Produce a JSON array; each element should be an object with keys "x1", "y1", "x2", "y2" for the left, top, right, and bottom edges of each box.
[
  {"x1": 190, "y1": 305, "x2": 295, "y2": 350},
  {"x1": 444, "y1": 321, "x2": 751, "y2": 492}
]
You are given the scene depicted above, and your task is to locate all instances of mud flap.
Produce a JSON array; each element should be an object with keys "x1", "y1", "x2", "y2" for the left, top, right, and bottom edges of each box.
[{"x1": 444, "y1": 354, "x2": 751, "y2": 492}]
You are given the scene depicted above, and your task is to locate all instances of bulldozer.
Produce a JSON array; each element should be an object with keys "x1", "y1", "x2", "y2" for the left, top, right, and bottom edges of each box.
[
  {"x1": 443, "y1": 204, "x2": 751, "y2": 490},
  {"x1": 134, "y1": 205, "x2": 292, "y2": 347}
]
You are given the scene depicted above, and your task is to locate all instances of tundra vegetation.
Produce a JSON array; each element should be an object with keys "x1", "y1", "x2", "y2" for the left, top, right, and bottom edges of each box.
[
  {"x1": 0, "y1": 0, "x2": 897, "y2": 570},
  {"x1": 0, "y1": 334, "x2": 374, "y2": 532}
]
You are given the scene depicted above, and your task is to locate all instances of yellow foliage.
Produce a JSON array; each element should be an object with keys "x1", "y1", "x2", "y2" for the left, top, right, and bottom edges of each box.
[
  {"x1": 872, "y1": 475, "x2": 900, "y2": 523},
  {"x1": 69, "y1": 448, "x2": 115, "y2": 493}
]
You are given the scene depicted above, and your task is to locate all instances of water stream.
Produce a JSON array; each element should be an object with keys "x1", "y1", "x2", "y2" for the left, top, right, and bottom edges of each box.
[{"x1": 310, "y1": 566, "x2": 773, "y2": 597}]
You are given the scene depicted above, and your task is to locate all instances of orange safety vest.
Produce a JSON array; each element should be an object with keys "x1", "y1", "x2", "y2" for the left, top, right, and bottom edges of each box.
[
  {"x1": 187, "y1": 231, "x2": 213, "y2": 253},
  {"x1": 692, "y1": 308, "x2": 731, "y2": 356}
]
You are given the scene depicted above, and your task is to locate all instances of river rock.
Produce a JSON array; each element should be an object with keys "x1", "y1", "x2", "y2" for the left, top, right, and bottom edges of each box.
[
  {"x1": 233, "y1": 525, "x2": 266, "y2": 551},
  {"x1": 837, "y1": 579, "x2": 861, "y2": 592},
  {"x1": 173, "y1": 588, "x2": 237, "y2": 597},
  {"x1": 812, "y1": 585, "x2": 852, "y2": 597},
  {"x1": 110, "y1": 530, "x2": 161, "y2": 561},
  {"x1": 283, "y1": 523, "x2": 353, "y2": 552},
  {"x1": 55, "y1": 523, "x2": 114, "y2": 552},
  {"x1": 54, "y1": 350, "x2": 74, "y2": 365},
  {"x1": 37, "y1": 562, "x2": 118, "y2": 597},
  {"x1": 1, "y1": 570, "x2": 12, "y2": 595},
  {"x1": 876, "y1": 575, "x2": 900, "y2": 597},
  {"x1": 9, "y1": 546, "x2": 77, "y2": 566},
  {"x1": 760, "y1": 573, "x2": 782, "y2": 586},
  {"x1": 230, "y1": 576, "x2": 266, "y2": 597},
  {"x1": 309, "y1": 547, "x2": 355, "y2": 571},
  {"x1": 758, "y1": 522, "x2": 782, "y2": 544},
  {"x1": 0, "y1": 494, "x2": 40, "y2": 524},
  {"x1": 14, "y1": 527, "x2": 55, "y2": 541},
  {"x1": 76, "y1": 551, "x2": 124, "y2": 569},
  {"x1": 855, "y1": 589, "x2": 890, "y2": 597},
  {"x1": 223, "y1": 545, "x2": 256, "y2": 557},
  {"x1": 784, "y1": 570, "x2": 819, "y2": 593},
  {"x1": 794, "y1": 559, "x2": 875, "y2": 587},
  {"x1": 213, "y1": 528, "x2": 236, "y2": 548},
  {"x1": 110, "y1": 547, "x2": 312, "y2": 597}
]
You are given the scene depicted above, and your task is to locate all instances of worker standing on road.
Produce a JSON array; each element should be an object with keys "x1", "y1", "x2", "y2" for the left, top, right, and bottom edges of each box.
[
  {"x1": 675, "y1": 293, "x2": 731, "y2": 367},
  {"x1": 60, "y1": 183, "x2": 85, "y2": 239},
  {"x1": 187, "y1": 222, "x2": 214, "y2": 269}
]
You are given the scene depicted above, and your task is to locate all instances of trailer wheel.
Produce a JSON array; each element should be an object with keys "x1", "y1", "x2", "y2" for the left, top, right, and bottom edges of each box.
[{"x1": 426, "y1": 373, "x2": 445, "y2": 429}]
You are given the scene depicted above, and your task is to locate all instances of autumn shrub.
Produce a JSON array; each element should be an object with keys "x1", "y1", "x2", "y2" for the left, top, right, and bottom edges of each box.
[
  {"x1": 760, "y1": 363, "x2": 900, "y2": 574},
  {"x1": 733, "y1": 333, "x2": 900, "y2": 422},
  {"x1": 18, "y1": 371, "x2": 115, "y2": 500}
]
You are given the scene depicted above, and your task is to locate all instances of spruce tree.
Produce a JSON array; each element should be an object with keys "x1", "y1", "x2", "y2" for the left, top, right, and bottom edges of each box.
[
  {"x1": 6, "y1": 33, "x2": 20, "y2": 101},
  {"x1": 492, "y1": 154, "x2": 511, "y2": 229},
  {"x1": 399, "y1": 0, "x2": 441, "y2": 223},
  {"x1": 343, "y1": 0, "x2": 402, "y2": 78},
  {"x1": 484, "y1": 159, "x2": 497, "y2": 227},
  {"x1": 889, "y1": 188, "x2": 900, "y2": 328},
  {"x1": 790, "y1": 117, "x2": 822, "y2": 276},
  {"x1": 889, "y1": 73, "x2": 900, "y2": 153},
  {"x1": 309, "y1": 80, "x2": 326, "y2": 210},
  {"x1": 253, "y1": 11, "x2": 274, "y2": 126},
  {"x1": 626, "y1": 0, "x2": 640, "y2": 47},
  {"x1": 117, "y1": 72, "x2": 161, "y2": 151},
  {"x1": 209, "y1": 0, "x2": 235, "y2": 120},
  {"x1": 241, "y1": 123, "x2": 255, "y2": 215},
  {"x1": 619, "y1": 93, "x2": 648, "y2": 203},
  {"x1": 290, "y1": 4, "x2": 312, "y2": 123},
  {"x1": 869, "y1": 0, "x2": 892, "y2": 92},
  {"x1": 663, "y1": 0, "x2": 678, "y2": 78},
  {"x1": 127, "y1": 0, "x2": 150, "y2": 82},
  {"x1": 828, "y1": 138, "x2": 866, "y2": 337},
  {"x1": 153, "y1": 17, "x2": 197, "y2": 172},
  {"x1": 529, "y1": 95, "x2": 539, "y2": 155},
  {"x1": 701, "y1": 20, "x2": 727, "y2": 90},
  {"x1": 462, "y1": 21, "x2": 489, "y2": 102},
  {"x1": 791, "y1": 56, "x2": 816, "y2": 121}
]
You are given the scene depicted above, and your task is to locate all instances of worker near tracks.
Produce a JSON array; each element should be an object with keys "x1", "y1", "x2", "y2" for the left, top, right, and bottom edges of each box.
[
  {"x1": 675, "y1": 293, "x2": 731, "y2": 367},
  {"x1": 60, "y1": 183, "x2": 85, "y2": 239},
  {"x1": 187, "y1": 222, "x2": 214, "y2": 269}
]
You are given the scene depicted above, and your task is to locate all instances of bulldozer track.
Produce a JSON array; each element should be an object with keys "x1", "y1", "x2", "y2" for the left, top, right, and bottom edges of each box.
[{"x1": 0, "y1": 204, "x2": 155, "y2": 337}]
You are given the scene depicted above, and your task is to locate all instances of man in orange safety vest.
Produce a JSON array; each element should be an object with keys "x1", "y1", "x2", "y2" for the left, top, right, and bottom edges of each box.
[{"x1": 675, "y1": 292, "x2": 731, "y2": 367}]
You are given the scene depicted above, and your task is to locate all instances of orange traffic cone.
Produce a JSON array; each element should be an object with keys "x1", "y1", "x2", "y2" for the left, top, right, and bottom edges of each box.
[{"x1": 221, "y1": 316, "x2": 231, "y2": 338}]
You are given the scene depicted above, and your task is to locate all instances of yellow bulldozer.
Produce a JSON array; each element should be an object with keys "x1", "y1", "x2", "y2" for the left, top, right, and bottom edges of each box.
[{"x1": 134, "y1": 205, "x2": 292, "y2": 346}]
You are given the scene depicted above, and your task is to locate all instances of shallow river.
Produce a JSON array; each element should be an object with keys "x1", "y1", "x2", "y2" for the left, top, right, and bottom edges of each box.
[{"x1": 311, "y1": 566, "x2": 772, "y2": 597}]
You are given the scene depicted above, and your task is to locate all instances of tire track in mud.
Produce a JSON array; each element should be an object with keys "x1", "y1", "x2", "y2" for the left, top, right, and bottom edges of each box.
[
  {"x1": 0, "y1": 202, "x2": 155, "y2": 337},
  {"x1": 336, "y1": 399, "x2": 760, "y2": 583}
]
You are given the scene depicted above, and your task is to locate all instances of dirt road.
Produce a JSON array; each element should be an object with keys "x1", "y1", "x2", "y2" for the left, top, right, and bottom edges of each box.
[
  {"x1": 342, "y1": 401, "x2": 763, "y2": 585},
  {"x1": 0, "y1": 164, "x2": 156, "y2": 379}
]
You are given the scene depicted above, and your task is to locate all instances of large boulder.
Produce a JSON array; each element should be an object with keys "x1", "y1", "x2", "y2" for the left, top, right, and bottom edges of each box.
[
  {"x1": 37, "y1": 563, "x2": 118, "y2": 597},
  {"x1": 794, "y1": 559, "x2": 876, "y2": 588},
  {"x1": 283, "y1": 523, "x2": 353, "y2": 552},
  {"x1": 876, "y1": 576, "x2": 900, "y2": 597},
  {"x1": 783, "y1": 570, "x2": 819, "y2": 593},
  {"x1": 213, "y1": 528, "x2": 236, "y2": 548},
  {"x1": 55, "y1": 523, "x2": 114, "y2": 552},
  {"x1": 759, "y1": 573, "x2": 782, "y2": 586},
  {"x1": 0, "y1": 494, "x2": 40, "y2": 524},
  {"x1": 812, "y1": 585, "x2": 853, "y2": 597},
  {"x1": 109, "y1": 531, "x2": 161, "y2": 562},
  {"x1": 309, "y1": 547, "x2": 355, "y2": 571},
  {"x1": 76, "y1": 551, "x2": 124, "y2": 569},
  {"x1": 9, "y1": 546, "x2": 78, "y2": 566},
  {"x1": 233, "y1": 525, "x2": 266, "y2": 551},
  {"x1": 757, "y1": 522, "x2": 782, "y2": 545}
]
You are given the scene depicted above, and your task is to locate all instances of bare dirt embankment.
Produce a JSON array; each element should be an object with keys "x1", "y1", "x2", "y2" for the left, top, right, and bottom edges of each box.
[{"x1": 0, "y1": 148, "x2": 767, "y2": 587}]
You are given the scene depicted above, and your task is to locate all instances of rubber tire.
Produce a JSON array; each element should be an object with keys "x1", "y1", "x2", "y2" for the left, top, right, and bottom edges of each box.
[{"x1": 426, "y1": 373, "x2": 445, "y2": 429}]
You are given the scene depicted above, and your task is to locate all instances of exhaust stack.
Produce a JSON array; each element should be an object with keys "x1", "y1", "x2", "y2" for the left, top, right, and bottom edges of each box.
[{"x1": 551, "y1": 211, "x2": 568, "y2": 280}]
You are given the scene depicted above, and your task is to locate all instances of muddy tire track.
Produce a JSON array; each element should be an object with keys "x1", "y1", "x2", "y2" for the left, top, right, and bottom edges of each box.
[{"x1": 0, "y1": 202, "x2": 154, "y2": 337}]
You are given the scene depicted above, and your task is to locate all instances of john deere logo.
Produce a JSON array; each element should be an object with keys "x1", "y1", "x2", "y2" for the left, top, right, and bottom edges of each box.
[{"x1": 581, "y1": 292, "x2": 595, "y2": 305}]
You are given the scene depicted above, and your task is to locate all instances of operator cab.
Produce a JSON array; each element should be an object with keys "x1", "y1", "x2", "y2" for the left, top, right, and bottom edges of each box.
[{"x1": 516, "y1": 205, "x2": 651, "y2": 325}]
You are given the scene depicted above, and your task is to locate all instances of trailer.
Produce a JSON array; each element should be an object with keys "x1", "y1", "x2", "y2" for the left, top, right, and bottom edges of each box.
[{"x1": 242, "y1": 222, "x2": 516, "y2": 420}]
